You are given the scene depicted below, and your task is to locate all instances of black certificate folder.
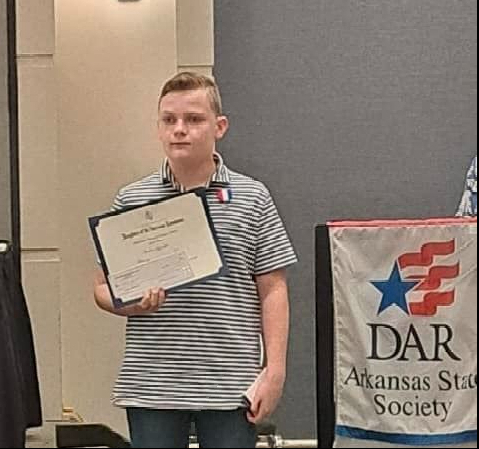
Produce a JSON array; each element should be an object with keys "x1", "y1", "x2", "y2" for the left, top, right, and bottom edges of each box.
[{"x1": 88, "y1": 189, "x2": 228, "y2": 308}]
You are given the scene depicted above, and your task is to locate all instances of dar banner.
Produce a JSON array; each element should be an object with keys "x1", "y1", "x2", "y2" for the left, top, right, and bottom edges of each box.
[{"x1": 329, "y1": 218, "x2": 477, "y2": 446}]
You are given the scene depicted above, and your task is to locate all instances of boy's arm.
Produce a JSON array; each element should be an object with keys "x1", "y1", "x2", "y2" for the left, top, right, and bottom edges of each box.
[
  {"x1": 248, "y1": 268, "x2": 289, "y2": 424},
  {"x1": 93, "y1": 269, "x2": 166, "y2": 317}
]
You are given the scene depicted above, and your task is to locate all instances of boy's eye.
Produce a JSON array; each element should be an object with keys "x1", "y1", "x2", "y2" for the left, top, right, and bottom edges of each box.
[
  {"x1": 162, "y1": 116, "x2": 176, "y2": 125},
  {"x1": 187, "y1": 115, "x2": 204, "y2": 124}
]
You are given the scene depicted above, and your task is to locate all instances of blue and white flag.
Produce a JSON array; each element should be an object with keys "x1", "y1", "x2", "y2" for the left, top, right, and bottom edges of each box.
[{"x1": 329, "y1": 218, "x2": 477, "y2": 447}]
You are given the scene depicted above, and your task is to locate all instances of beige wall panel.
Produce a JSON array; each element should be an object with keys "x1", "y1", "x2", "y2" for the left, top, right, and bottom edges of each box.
[
  {"x1": 56, "y1": 0, "x2": 177, "y2": 435},
  {"x1": 177, "y1": 65, "x2": 213, "y2": 76},
  {"x1": 22, "y1": 255, "x2": 62, "y2": 421},
  {"x1": 16, "y1": 0, "x2": 55, "y2": 55},
  {"x1": 177, "y1": 0, "x2": 214, "y2": 67},
  {"x1": 18, "y1": 61, "x2": 58, "y2": 249}
]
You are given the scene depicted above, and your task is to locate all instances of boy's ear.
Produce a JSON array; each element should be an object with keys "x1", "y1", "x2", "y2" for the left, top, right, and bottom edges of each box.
[{"x1": 216, "y1": 115, "x2": 229, "y2": 140}]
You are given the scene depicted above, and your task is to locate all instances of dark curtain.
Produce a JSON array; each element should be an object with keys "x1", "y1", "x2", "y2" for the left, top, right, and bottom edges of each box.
[{"x1": 0, "y1": 246, "x2": 42, "y2": 448}]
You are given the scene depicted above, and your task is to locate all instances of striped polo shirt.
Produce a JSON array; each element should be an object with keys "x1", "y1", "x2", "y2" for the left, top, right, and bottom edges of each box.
[{"x1": 111, "y1": 154, "x2": 297, "y2": 410}]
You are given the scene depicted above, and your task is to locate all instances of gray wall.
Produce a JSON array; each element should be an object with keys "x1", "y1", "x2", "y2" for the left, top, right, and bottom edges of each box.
[
  {"x1": 0, "y1": 0, "x2": 11, "y2": 241},
  {"x1": 215, "y1": 0, "x2": 477, "y2": 439}
]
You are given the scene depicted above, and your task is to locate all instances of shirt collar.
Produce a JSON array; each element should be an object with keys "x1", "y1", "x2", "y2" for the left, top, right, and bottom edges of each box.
[{"x1": 160, "y1": 153, "x2": 231, "y2": 192}]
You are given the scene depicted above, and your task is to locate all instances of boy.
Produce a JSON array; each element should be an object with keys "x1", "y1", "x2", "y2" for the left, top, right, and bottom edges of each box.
[{"x1": 94, "y1": 72, "x2": 297, "y2": 448}]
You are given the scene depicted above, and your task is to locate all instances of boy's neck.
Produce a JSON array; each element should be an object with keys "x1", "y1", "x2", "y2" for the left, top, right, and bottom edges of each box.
[{"x1": 169, "y1": 157, "x2": 217, "y2": 191}]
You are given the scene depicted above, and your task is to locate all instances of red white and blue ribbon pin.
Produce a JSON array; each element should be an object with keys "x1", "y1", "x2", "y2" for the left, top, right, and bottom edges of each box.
[{"x1": 216, "y1": 188, "x2": 233, "y2": 204}]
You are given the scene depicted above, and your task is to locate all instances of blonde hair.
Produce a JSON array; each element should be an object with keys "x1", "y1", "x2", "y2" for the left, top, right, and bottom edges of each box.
[{"x1": 159, "y1": 72, "x2": 223, "y2": 116}]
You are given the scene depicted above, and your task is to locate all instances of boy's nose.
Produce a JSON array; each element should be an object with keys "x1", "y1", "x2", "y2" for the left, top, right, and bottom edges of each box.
[{"x1": 174, "y1": 120, "x2": 187, "y2": 135}]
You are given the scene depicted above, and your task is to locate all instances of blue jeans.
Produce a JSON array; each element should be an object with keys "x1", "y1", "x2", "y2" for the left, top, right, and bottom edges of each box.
[{"x1": 127, "y1": 408, "x2": 257, "y2": 448}]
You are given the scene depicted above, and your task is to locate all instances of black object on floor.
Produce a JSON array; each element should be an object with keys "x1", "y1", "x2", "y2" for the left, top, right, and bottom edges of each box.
[
  {"x1": 0, "y1": 243, "x2": 42, "y2": 448},
  {"x1": 56, "y1": 424, "x2": 131, "y2": 448}
]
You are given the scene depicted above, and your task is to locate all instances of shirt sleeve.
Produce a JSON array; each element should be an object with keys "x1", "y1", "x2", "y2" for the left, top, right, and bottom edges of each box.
[
  {"x1": 112, "y1": 188, "x2": 126, "y2": 212},
  {"x1": 456, "y1": 157, "x2": 477, "y2": 217},
  {"x1": 95, "y1": 190, "x2": 125, "y2": 266},
  {"x1": 254, "y1": 188, "x2": 298, "y2": 275}
]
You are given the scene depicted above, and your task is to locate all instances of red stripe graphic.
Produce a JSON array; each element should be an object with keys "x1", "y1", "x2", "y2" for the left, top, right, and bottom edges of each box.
[
  {"x1": 407, "y1": 264, "x2": 460, "y2": 291},
  {"x1": 409, "y1": 291, "x2": 456, "y2": 316},
  {"x1": 399, "y1": 240, "x2": 455, "y2": 269},
  {"x1": 398, "y1": 240, "x2": 459, "y2": 316}
]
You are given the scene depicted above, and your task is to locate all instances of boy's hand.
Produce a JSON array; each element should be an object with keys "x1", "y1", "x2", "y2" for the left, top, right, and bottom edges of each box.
[
  {"x1": 247, "y1": 368, "x2": 286, "y2": 424},
  {"x1": 122, "y1": 288, "x2": 167, "y2": 316}
]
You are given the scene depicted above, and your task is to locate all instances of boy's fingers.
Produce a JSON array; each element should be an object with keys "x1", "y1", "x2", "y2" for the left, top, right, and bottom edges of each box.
[
  {"x1": 140, "y1": 290, "x2": 152, "y2": 309},
  {"x1": 150, "y1": 289, "x2": 160, "y2": 309}
]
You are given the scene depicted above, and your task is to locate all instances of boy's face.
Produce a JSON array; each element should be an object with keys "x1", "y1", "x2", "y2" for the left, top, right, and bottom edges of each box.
[{"x1": 158, "y1": 89, "x2": 228, "y2": 165}]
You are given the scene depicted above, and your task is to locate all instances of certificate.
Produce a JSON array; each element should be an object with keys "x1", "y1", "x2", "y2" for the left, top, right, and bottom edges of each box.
[{"x1": 89, "y1": 189, "x2": 227, "y2": 308}]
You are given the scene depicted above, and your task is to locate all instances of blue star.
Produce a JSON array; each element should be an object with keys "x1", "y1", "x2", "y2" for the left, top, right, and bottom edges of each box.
[{"x1": 371, "y1": 262, "x2": 419, "y2": 316}]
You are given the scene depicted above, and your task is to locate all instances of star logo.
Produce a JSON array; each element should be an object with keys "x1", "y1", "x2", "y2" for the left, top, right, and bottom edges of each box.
[{"x1": 371, "y1": 262, "x2": 419, "y2": 316}]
